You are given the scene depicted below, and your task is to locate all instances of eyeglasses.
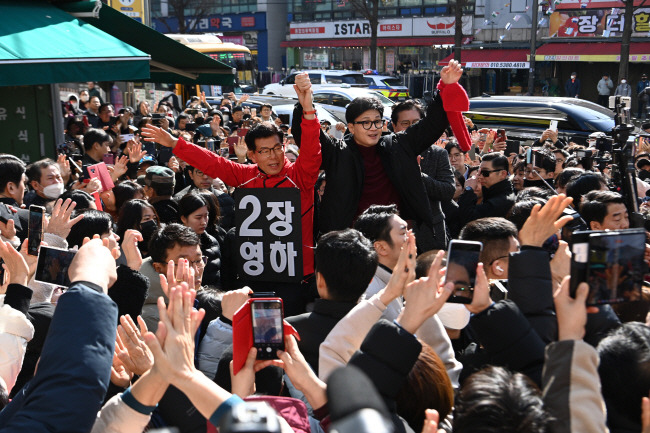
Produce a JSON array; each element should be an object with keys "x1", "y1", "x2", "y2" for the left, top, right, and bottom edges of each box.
[
  {"x1": 257, "y1": 144, "x2": 284, "y2": 156},
  {"x1": 353, "y1": 119, "x2": 385, "y2": 130},
  {"x1": 398, "y1": 119, "x2": 420, "y2": 128},
  {"x1": 478, "y1": 168, "x2": 504, "y2": 177}
]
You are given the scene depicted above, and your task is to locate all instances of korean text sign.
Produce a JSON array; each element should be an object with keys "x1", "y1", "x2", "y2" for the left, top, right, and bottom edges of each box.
[{"x1": 234, "y1": 188, "x2": 303, "y2": 283}]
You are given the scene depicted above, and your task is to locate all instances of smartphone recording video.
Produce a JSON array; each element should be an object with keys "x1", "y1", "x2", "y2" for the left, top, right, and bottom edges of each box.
[
  {"x1": 571, "y1": 229, "x2": 646, "y2": 305},
  {"x1": 251, "y1": 299, "x2": 284, "y2": 359},
  {"x1": 445, "y1": 240, "x2": 483, "y2": 304},
  {"x1": 34, "y1": 246, "x2": 77, "y2": 288},
  {"x1": 28, "y1": 205, "x2": 45, "y2": 256}
]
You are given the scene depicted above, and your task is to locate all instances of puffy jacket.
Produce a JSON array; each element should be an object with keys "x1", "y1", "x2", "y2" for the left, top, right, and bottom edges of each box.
[{"x1": 172, "y1": 117, "x2": 322, "y2": 276}]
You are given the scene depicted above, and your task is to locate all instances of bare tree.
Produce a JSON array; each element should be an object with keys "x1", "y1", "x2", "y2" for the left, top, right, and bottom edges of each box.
[
  {"x1": 348, "y1": 0, "x2": 380, "y2": 70},
  {"x1": 453, "y1": 0, "x2": 467, "y2": 62},
  {"x1": 154, "y1": 0, "x2": 214, "y2": 33}
]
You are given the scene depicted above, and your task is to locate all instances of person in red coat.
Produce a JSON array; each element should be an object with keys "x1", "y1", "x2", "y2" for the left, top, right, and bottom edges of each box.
[{"x1": 142, "y1": 74, "x2": 321, "y2": 314}]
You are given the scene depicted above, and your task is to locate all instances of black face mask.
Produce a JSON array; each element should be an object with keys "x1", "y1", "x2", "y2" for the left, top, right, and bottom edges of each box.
[{"x1": 523, "y1": 178, "x2": 554, "y2": 189}]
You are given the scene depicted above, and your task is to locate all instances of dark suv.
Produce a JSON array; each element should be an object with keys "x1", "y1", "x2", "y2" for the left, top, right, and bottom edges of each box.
[{"x1": 466, "y1": 96, "x2": 615, "y2": 144}]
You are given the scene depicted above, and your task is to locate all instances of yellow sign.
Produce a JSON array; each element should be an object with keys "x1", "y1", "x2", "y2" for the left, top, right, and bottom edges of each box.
[{"x1": 109, "y1": 0, "x2": 146, "y2": 25}]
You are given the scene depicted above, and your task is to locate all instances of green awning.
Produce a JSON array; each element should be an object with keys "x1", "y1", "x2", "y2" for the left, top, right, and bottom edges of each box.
[
  {"x1": 60, "y1": 1, "x2": 236, "y2": 85},
  {"x1": 0, "y1": 1, "x2": 150, "y2": 86}
]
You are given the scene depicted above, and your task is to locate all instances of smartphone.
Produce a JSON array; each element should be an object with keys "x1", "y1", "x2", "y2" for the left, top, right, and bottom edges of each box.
[
  {"x1": 119, "y1": 134, "x2": 135, "y2": 143},
  {"x1": 496, "y1": 129, "x2": 507, "y2": 143},
  {"x1": 226, "y1": 136, "x2": 239, "y2": 155},
  {"x1": 468, "y1": 143, "x2": 477, "y2": 161},
  {"x1": 549, "y1": 120, "x2": 558, "y2": 131},
  {"x1": 570, "y1": 229, "x2": 647, "y2": 305},
  {"x1": 243, "y1": 120, "x2": 252, "y2": 128},
  {"x1": 103, "y1": 153, "x2": 115, "y2": 166},
  {"x1": 28, "y1": 205, "x2": 45, "y2": 256},
  {"x1": 444, "y1": 240, "x2": 483, "y2": 304},
  {"x1": 237, "y1": 128, "x2": 249, "y2": 137},
  {"x1": 185, "y1": 122, "x2": 197, "y2": 132},
  {"x1": 505, "y1": 140, "x2": 520, "y2": 157},
  {"x1": 251, "y1": 299, "x2": 285, "y2": 359},
  {"x1": 34, "y1": 246, "x2": 76, "y2": 288},
  {"x1": 152, "y1": 113, "x2": 165, "y2": 126}
]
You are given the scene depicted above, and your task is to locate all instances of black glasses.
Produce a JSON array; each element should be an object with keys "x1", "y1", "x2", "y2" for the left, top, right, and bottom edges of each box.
[
  {"x1": 478, "y1": 168, "x2": 504, "y2": 177},
  {"x1": 353, "y1": 119, "x2": 385, "y2": 130}
]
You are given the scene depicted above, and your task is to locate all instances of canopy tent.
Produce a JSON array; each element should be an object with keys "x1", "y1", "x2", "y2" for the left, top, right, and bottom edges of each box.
[
  {"x1": 60, "y1": 1, "x2": 236, "y2": 85},
  {"x1": 0, "y1": 1, "x2": 150, "y2": 86}
]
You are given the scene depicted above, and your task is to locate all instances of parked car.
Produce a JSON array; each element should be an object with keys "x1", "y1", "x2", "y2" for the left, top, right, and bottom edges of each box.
[
  {"x1": 312, "y1": 87, "x2": 395, "y2": 121},
  {"x1": 466, "y1": 96, "x2": 616, "y2": 145},
  {"x1": 262, "y1": 70, "x2": 368, "y2": 97},
  {"x1": 363, "y1": 74, "x2": 409, "y2": 101}
]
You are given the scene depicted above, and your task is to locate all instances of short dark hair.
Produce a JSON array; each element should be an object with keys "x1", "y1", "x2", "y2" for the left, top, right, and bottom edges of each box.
[
  {"x1": 25, "y1": 159, "x2": 57, "y2": 185},
  {"x1": 59, "y1": 190, "x2": 94, "y2": 211},
  {"x1": 113, "y1": 180, "x2": 144, "y2": 213},
  {"x1": 566, "y1": 172, "x2": 608, "y2": 208},
  {"x1": 0, "y1": 154, "x2": 26, "y2": 193},
  {"x1": 66, "y1": 210, "x2": 113, "y2": 248},
  {"x1": 459, "y1": 217, "x2": 518, "y2": 265},
  {"x1": 598, "y1": 322, "x2": 650, "y2": 430},
  {"x1": 149, "y1": 223, "x2": 200, "y2": 264},
  {"x1": 98, "y1": 103, "x2": 113, "y2": 115},
  {"x1": 244, "y1": 121, "x2": 284, "y2": 152},
  {"x1": 453, "y1": 366, "x2": 551, "y2": 433},
  {"x1": 554, "y1": 167, "x2": 584, "y2": 191},
  {"x1": 481, "y1": 152, "x2": 509, "y2": 172},
  {"x1": 515, "y1": 186, "x2": 553, "y2": 202},
  {"x1": 445, "y1": 141, "x2": 464, "y2": 155},
  {"x1": 637, "y1": 158, "x2": 650, "y2": 170},
  {"x1": 580, "y1": 190, "x2": 625, "y2": 227},
  {"x1": 83, "y1": 128, "x2": 111, "y2": 152},
  {"x1": 259, "y1": 103, "x2": 272, "y2": 111},
  {"x1": 231, "y1": 105, "x2": 243, "y2": 114},
  {"x1": 453, "y1": 169, "x2": 465, "y2": 189},
  {"x1": 353, "y1": 204, "x2": 399, "y2": 247},
  {"x1": 507, "y1": 197, "x2": 547, "y2": 230},
  {"x1": 346, "y1": 96, "x2": 384, "y2": 124},
  {"x1": 198, "y1": 190, "x2": 221, "y2": 232},
  {"x1": 314, "y1": 229, "x2": 377, "y2": 302},
  {"x1": 391, "y1": 100, "x2": 424, "y2": 125}
]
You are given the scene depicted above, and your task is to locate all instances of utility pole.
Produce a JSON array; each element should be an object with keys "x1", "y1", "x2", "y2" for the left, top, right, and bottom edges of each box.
[
  {"x1": 527, "y1": 0, "x2": 539, "y2": 95},
  {"x1": 618, "y1": 0, "x2": 634, "y2": 82}
]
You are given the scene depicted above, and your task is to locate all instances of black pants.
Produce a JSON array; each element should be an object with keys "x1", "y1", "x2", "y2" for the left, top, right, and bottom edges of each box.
[{"x1": 598, "y1": 94, "x2": 609, "y2": 107}]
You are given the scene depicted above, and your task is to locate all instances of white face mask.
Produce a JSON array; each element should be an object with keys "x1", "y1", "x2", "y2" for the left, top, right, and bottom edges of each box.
[
  {"x1": 571, "y1": 75, "x2": 576, "y2": 79},
  {"x1": 42, "y1": 182, "x2": 65, "y2": 200},
  {"x1": 80, "y1": 94, "x2": 89, "y2": 103},
  {"x1": 621, "y1": 80, "x2": 627, "y2": 84}
]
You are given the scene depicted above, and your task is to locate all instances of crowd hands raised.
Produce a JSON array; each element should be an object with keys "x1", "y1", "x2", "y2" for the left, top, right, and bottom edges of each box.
[{"x1": 2, "y1": 63, "x2": 650, "y2": 432}]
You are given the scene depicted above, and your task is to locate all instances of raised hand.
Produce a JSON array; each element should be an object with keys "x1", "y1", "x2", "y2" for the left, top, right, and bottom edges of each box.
[
  {"x1": 234, "y1": 136, "x2": 248, "y2": 162},
  {"x1": 127, "y1": 141, "x2": 147, "y2": 164},
  {"x1": 56, "y1": 153, "x2": 71, "y2": 183},
  {"x1": 159, "y1": 258, "x2": 196, "y2": 297},
  {"x1": 0, "y1": 218, "x2": 16, "y2": 241},
  {"x1": 68, "y1": 238, "x2": 118, "y2": 293},
  {"x1": 122, "y1": 229, "x2": 144, "y2": 271},
  {"x1": 293, "y1": 73, "x2": 314, "y2": 114},
  {"x1": 111, "y1": 155, "x2": 129, "y2": 181},
  {"x1": 221, "y1": 287, "x2": 253, "y2": 321},
  {"x1": 553, "y1": 276, "x2": 596, "y2": 341},
  {"x1": 465, "y1": 263, "x2": 493, "y2": 314},
  {"x1": 46, "y1": 198, "x2": 84, "y2": 239},
  {"x1": 0, "y1": 240, "x2": 31, "y2": 286},
  {"x1": 519, "y1": 194, "x2": 574, "y2": 247},
  {"x1": 116, "y1": 314, "x2": 154, "y2": 376},
  {"x1": 440, "y1": 59, "x2": 463, "y2": 85},
  {"x1": 379, "y1": 230, "x2": 416, "y2": 307},
  {"x1": 141, "y1": 125, "x2": 178, "y2": 149}
]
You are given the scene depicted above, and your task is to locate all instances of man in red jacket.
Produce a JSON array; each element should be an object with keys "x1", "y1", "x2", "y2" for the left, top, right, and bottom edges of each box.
[{"x1": 142, "y1": 74, "x2": 321, "y2": 314}]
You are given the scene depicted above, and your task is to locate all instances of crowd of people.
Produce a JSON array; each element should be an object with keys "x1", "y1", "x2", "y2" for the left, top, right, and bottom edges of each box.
[{"x1": 2, "y1": 60, "x2": 650, "y2": 432}]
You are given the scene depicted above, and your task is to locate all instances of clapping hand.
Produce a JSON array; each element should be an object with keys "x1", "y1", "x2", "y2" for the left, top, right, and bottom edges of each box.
[{"x1": 440, "y1": 59, "x2": 463, "y2": 85}]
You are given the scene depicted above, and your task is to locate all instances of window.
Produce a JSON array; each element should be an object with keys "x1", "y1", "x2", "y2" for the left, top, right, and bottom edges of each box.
[
  {"x1": 308, "y1": 73, "x2": 322, "y2": 84},
  {"x1": 325, "y1": 74, "x2": 367, "y2": 85},
  {"x1": 331, "y1": 94, "x2": 350, "y2": 107},
  {"x1": 284, "y1": 74, "x2": 297, "y2": 85},
  {"x1": 313, "y1": 94, "x2": 331, "y2": 104}
]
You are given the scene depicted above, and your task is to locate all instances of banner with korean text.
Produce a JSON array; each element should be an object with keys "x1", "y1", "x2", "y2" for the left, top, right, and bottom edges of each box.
[{"x1": 234, "y1": 189, "x2": 303, "y2": 283}]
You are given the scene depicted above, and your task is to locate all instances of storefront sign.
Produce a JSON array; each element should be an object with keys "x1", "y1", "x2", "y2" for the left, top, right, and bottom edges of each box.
[
  {"x1": 556, "y1": 0, "x2": 645, "y2": 10},
  {"x1": 109, "y1": 0, "x2": 146, "y2": 24},
  {"x1": 464, "y1": 62, "x2": 530, "y2": 68},
  {"x1": 536, "y1": 53, "x2": 650, "y2": 62},
  {"x1": 152, "y1": 12, "x2": 266, "y2": 33},
  {"x1": 303, "y1": 51, "x2": 329, "y2": 68},
  {"x1": 412, "y1": 17, "x2": 473, "y2": 36},
  {"x1": 234, "y1": 189, "x2": 303, "y2": 283},
  {"x1": 550, "y1": 9, "x2": 650, "y2": 37}
]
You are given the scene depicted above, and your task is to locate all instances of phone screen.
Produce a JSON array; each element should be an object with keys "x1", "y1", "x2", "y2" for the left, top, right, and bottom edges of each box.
[
  {"x1": 34, "y1": 246, "x2": 76, "y2": 288},
  {"x1": 251, "y1": 300, "x2": 284, "y2": 359},
  {"x1": 28, "y1": 206, "x2": 44, "y2": 256},
  {"x1": 445, "y1": 240, "x2": 483, "y2": 304},
  {"x1": 549, "y1": 120, "x2": 558, "y2": 131},
  {"x1": 585, "y1": 230, "x2": 646, "y2": 305}
]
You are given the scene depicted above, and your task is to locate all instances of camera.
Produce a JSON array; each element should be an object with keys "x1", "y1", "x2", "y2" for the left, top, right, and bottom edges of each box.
[{"x1": 219, "y1": 402, "x2": 281, "y2": 433}]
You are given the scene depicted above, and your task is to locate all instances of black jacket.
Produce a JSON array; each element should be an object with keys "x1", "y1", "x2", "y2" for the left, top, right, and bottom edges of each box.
[
  {"x1": 286, "y1": 299, "x2": 357, "y2": 373},
  {"x1": 107, "y1": 265, "x2": 149, "y2": 324},
  {"x1": 457, "y1": 178, "x2": 516, "y2": 226},
  {"x1": 292, "y1": 91, "x2": 449, "y2": 236},
  {"x1": 200, "y1": 231, "x2": 222, "y2": 288}
]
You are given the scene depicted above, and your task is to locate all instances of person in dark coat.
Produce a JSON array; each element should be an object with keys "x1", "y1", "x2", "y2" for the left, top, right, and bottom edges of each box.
[
  {"x1": 458, "y1": 152, "x2": 516, "y2": 226},
  {"x1": 178, "y1": 192, "x2": 221, "y2": 288},
  {"x1": 291, "y1": 60, "x2": 464, "y2": 253},
  {"x1": 565, "y1": 72, "x2": 581, "y2": 98},
  {"x1": 286, "y1": 229, "x2": 377, "y2": 372}
]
